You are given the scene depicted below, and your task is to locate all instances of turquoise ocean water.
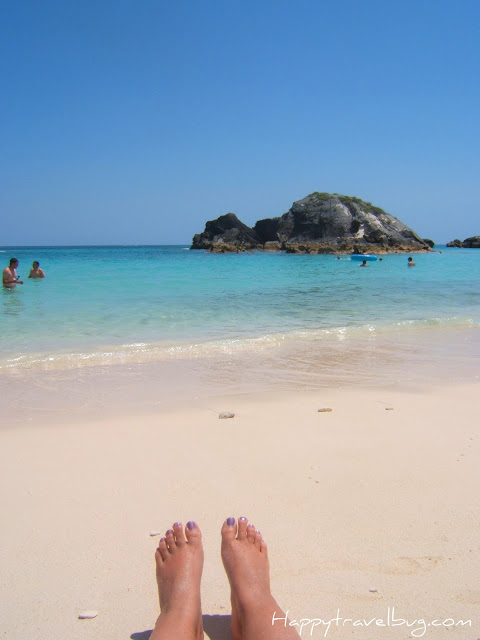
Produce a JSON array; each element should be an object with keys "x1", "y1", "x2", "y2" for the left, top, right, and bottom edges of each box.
[
  {"x1": 1, "y1": 245, "x2": 479, "y2": 367},
  {"x1": 1, "y1": 245, "x2": 479, "y2": 408}
]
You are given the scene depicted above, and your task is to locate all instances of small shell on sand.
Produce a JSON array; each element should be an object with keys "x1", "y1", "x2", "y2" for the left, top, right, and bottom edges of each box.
[
  {"x1": 219, "y1": 412, "x2": 235, "y2": 419},
  {"x1": 317, "y1": 408, "x2": 332, "y2": 413},
  {"x1": 385, "y1": 407, "x2": 394, "y2": 411},
  {"x1": 369, "y1": 588, "x2": 378, "y2": 593},
  {"x1": 149, "y1": 531, "x2": 162, "y2": 537},
  {"x1": 78, "y1": 611, "x2": 98, "y2": 619}
]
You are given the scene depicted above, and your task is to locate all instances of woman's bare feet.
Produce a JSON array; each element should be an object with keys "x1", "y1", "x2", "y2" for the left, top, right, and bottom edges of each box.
[
  {"x1": 221, "y1": 516, "x2": 299, "y2": 639},
  {"x1": 150, "y1": 521, "x2": 204, "y2": 640}
]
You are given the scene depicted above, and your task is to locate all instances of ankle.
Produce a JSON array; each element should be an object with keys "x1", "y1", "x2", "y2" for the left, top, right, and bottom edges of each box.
[
  {"x1": 152, "y1": 610, "x2": 203, "y2": 640},
  {"x1": 234, "y1": 592, "x2": 277, "y2": 616},
  {"x1": 159, "y1": 596, "x2": 202, "y2": 618}
]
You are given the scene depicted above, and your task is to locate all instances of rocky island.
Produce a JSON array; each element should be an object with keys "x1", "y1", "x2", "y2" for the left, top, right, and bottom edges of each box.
[
  {"x1": 446, "y1": 236, "x2": 480, "y2": 248},
  {"x1": 191, "y1": 192, "x2": 430, "y2": 254}
]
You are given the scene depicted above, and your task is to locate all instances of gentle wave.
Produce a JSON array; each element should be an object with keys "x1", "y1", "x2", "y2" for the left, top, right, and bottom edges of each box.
[{"x1": 2, "y1": 315, "x2": 478, "y2": 372}]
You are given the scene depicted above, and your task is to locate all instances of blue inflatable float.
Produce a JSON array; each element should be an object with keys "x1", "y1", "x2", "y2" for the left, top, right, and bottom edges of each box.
[{"x1": 350, "y1": 254, "x2": 378, "y2": 262}]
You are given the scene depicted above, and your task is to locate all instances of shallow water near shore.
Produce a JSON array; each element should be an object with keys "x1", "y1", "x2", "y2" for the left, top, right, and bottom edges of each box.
[
  {"x1": 1, "y1": 244, "x2": 479, "y2": 422},
  {"x1": 1, "y1": 244, "x2": 479, "y2": 364}
]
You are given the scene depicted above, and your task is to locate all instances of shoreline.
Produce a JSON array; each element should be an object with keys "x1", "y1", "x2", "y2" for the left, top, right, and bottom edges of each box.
[
  {"x1": 1, "y1": 382, "x2": 479, "y2": 639},
  {"x1": 1, "y1": 316, "x2": 479, "y2": 371},
  {"x1": 1, "y1": 324, "x2": 479, "y2": 427}
]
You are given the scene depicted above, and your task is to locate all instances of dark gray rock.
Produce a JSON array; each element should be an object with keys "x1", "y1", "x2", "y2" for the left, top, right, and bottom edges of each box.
[
  {"x1": 462, "y1": 236, "x2": 480, "y2": 248},
  {"x1": 448, "y1": 236, "x2": 480, "y2": 248},
  {"x1": 253, "y1": 217, "x2": 281, "y2": 243},
  {"x1": 191, "y1": 193, "x2": 430, "y2": 253},
  {"x1": 423, "y1": 238, "x2": 435, "y2": 248},
  {"x1": 191, "y1": 213, "x2": 261, "y2": 251}
]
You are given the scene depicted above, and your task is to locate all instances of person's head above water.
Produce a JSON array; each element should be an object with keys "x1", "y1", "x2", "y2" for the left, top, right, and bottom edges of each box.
[
  {"x1": 9, "y1": 258, "x2": 18, "y2": 267},
  {"x1": 32, "y1": 261, "x2": 40, "y2": 268}
]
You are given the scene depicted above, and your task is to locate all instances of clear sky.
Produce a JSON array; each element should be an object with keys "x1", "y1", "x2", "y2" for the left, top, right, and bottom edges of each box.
[{"x1": 1, "y1": 0, "x2": 479, "y2": 245}]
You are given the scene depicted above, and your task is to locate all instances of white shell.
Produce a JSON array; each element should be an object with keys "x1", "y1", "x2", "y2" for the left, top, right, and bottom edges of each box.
[
  {"x1": 219, "y1": 412, "x2": 235, "y2": 419},
  {"x1": 78, "y1": 610, "x2": 98, "y2": 619},
  {"x1": 149, "y1": 531, "x2": 162, "y2": 537}
]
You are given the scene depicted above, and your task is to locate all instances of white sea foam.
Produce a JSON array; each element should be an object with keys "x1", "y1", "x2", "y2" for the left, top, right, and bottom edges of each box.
[{"x1": 1, "y1": 316, "x2": 478, "y2": 373}]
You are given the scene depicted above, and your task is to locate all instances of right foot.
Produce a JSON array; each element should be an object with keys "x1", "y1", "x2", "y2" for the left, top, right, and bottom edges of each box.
[{"x1": 221, "y1": 516, "x2": 298, "y2": 639}]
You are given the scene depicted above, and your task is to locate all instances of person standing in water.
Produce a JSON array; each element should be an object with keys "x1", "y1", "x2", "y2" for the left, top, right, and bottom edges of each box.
[
  {"x1": 28, "y1": 261, "x2": 46, "y2": 278},
  {"x1": 408, "y1": 257, "x2": 416, "y2": 266},
  {"x1": 2, "y1": 258, "x2": 23, "y2": 288}
]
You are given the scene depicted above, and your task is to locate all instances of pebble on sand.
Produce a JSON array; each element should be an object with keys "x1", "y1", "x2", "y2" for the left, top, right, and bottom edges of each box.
[
  {"x1": 219, "y1": 412, "x2": 235, "y2": 419},
  {"x1": 385, "y1": 407, "x2": 394, "y2": 411},
  {"x1": 78, "y1": 611, "x2": 98, "y2": 619},
  {"x1": 317, "y1": 408, "x2": 333, "y2": 413},
  {"x1": 369, "y1": 588, "x2": 378, "y2": 593},
  {"x1": 149, "y1": 531, "x2": 162, "y2": 537}
]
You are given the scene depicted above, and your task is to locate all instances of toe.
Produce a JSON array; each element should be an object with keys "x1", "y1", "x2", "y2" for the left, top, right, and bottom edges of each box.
[
  {"x1": 221, "y1": 517, "x2": 237, "y2": 542},
  {"x1": 185, "y1": 521, "x2": 202, "y2": 545},
  {"x1": 246, "y1": 523, "x2": 256, "y2": 543},
  {"x1": 254, "y1": 530, "x2": 262, "y2": 549},
  {"x1": 237, "y1": 516, "x2": 248, "y2": 540},
  {"x1": 165, "y1": 528, "x2": 175, "y2": 552},
  {"x1": 158, "y1": 537, "x2": 169, "y2": 561},
  {"x1": 173, "y1": 522, "x2": 186, "y2": 546},
  {"x1": 260, "y1": 540, "x2": 268, "y2": 555}
]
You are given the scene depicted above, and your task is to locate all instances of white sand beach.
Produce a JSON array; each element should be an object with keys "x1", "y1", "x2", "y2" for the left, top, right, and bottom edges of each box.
[
  {"x1": 3, "y1": 0, "x2": 480, "y2": 636},
  {"x1": 0, "y1": 380, "x2": 479, "y2": 639}
]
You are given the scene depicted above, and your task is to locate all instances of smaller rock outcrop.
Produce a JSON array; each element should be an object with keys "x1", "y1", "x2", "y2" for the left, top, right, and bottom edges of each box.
[
  {"x1": 191, "y1": 213, "x2": 261, "y2": 252},
  {"x1": 447, "y1": 236, "x2": 480, "y2": 248},
  {"x1": 446, "y1": 239, "x2": 463, "y2": 247},
  {"x1": 423, "y1": 238, "x2": 435, "y2": 248}
]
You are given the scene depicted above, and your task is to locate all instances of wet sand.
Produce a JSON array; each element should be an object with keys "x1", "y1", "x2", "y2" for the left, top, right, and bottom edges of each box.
[
  {"x1": 1, "y1": 325, "x2": 479, "y2": 427},
  {"x1": 0, "y1": 381, "x2": 479, "y2": 639}
]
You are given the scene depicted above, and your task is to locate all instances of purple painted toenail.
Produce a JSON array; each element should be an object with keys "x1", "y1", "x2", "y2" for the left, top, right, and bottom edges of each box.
[
  {"x1": 239, "y1": 516, "x2": 247, "y2": 521},
  {"x1": 247, "y1": 523, "x2": 254, "y2": 528},
  {"x1": 256, "y1": 530, "x2": 261, "y2": 534},
  {"x1": 160, "y1": 537, "x2": 165, "y2": 542},
  {"x1": 227, "y1": 517, "x2": 235, "y2": 526},
  {"x1": 173, "y1": 522, "x2": 181, "y2": 527},
  {"x1": 187, "y1": 521, "x2": 196, "y2": 530},
  {"x1": 166, "y1": 529, "x2": 173, "y2": 535}
]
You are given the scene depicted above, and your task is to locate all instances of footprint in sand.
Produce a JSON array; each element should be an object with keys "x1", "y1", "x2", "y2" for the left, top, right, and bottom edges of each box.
[
  {"x1": 383, "y1": 556, "x2": 443, "y2": 575},
  {"x1": 455, "y1": 590, "x2": 480, "y2": 605}
]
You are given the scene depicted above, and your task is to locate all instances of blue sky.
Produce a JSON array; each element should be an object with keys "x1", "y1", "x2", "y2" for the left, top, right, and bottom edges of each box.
[{"x1": 1, "y1": 0, "x2": 479, "y2": 245}]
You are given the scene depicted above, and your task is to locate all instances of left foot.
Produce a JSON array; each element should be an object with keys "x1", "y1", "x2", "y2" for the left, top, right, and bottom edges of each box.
[{"x1": 150, "y1": 521, "x2": 204, "y2": 640}]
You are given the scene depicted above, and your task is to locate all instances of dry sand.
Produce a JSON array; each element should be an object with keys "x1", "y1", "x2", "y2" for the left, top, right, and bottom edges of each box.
[{"x1": 0, "y1": 382, "x2": 479, "y2": 639}]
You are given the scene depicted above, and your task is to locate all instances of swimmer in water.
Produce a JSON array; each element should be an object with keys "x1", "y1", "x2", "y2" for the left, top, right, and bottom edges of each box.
[
  {"x1": 408, "y1": 257, "x2": 416, "y2": 267},
  {"x1": 360, "y1": 260, "x2": 368, "y2": 267},
  {"x1": 28, "y1": 261, "x2": 46, "y2": 278},
  {"x1": 2, "y1": 258, "x2": 23, "y2": 288}
]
